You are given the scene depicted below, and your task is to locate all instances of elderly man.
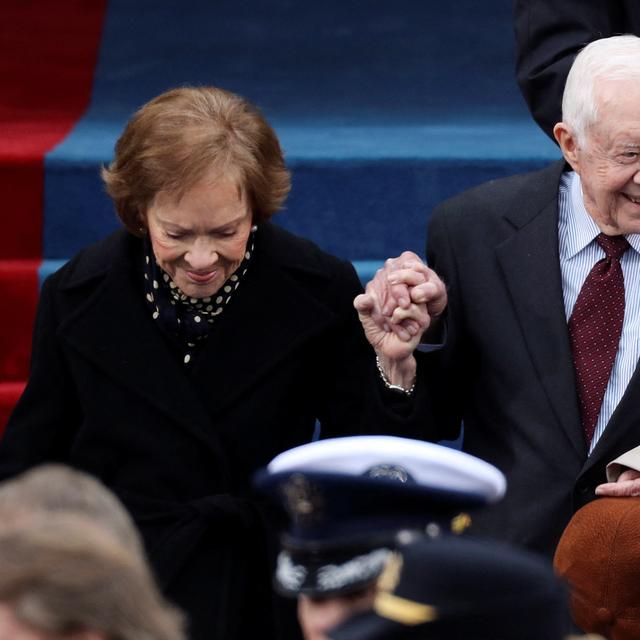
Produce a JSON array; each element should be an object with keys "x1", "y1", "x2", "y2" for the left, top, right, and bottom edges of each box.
[{"x1": 362, "y1": 35, "x2": 640, "y2": 558}]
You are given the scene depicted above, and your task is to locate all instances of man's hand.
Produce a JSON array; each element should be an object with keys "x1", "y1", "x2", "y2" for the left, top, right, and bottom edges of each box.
[
  {"x1": 595, "y1": 468, "x2": 640, "y2": 497},
  {"x1": 354, "y1": 251, "x2": 447, "y2": 340}
]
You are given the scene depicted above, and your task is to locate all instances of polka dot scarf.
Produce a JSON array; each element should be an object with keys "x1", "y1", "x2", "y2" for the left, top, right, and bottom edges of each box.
[{"x1": 142, "y1": 230, "x2": 255, "y2": 365}]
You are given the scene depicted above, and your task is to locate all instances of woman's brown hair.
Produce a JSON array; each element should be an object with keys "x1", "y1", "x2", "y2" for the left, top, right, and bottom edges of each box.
[{"x1": 102, "y1": 86, "x2": 291, "y2": 235}]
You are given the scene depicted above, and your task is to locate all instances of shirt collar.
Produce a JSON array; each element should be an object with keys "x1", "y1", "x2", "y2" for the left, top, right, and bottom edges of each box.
[{"x1": 562, "y1": 171, "x2": 640, "y2": 257}]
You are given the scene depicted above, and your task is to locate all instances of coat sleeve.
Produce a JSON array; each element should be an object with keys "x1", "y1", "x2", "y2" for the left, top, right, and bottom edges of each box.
[
  {"x1": 514, "y1": 0, "x2": 627, "y2": 141},
  {"x1": 0, "y1": 275, "x2": 81, "y2": 478},
  {"x1": 422, "y1": 203, "x2": 468, "y2": 443},
  {"x1": 313, "y1": 259, "x2": 434, "y2": 441},
  {"x1": 606, "y1": 445, "x2": 640, "y2": 482}
]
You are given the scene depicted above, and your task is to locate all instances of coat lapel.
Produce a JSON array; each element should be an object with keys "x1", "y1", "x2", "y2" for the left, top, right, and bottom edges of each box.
[
  {"x1": 57, "y1": 235, "x2": 216, "y2": 448},
  {"x1": 57, "y1": 227, "x2": 347, "y2": 436},
  {"x1": 189, "y1": 230, "x2": 343, "y2": 418},
  {"x1": 495, "y1": 163, "x2": 586, "y2": 458}
]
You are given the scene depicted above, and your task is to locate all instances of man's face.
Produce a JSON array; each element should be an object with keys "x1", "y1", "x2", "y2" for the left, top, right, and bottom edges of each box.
[
  {"x1": 558, "y1": 80, "x2": 640, "y2": 235},
  {"x1": 297, "y1": 584, "x2": 377, "y2": 640}
]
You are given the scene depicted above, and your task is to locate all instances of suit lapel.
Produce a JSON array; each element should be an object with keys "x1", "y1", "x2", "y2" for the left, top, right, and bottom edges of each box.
[
  {"x1": 584, "y1": 363, "x2": 640, "y2": 471},
  {"x1": 495, "y1": 166, "x2": 586, "y2": 458}
]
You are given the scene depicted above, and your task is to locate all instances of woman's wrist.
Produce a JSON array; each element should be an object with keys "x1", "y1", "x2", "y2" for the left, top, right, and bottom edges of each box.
[{"x1": 375, "y1": 354, "x2": 417, "y2": 395}]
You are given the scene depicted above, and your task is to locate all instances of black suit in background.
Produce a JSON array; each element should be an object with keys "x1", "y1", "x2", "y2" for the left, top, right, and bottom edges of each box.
[
  {"x1": 515, "y1": 0, "x2": 640, "y2": 141},
  {"x1": 425, "y1": 160, "x2": 640, "y2": 558},
  {"x1": 0, "y1": 223, "x2": 430, "y2": 640}
]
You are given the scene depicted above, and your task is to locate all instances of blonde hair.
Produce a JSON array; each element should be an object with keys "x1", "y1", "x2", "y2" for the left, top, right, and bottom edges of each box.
[
  {"x1": 0, "y1": 464, "x2": 143, "y2": 558},
  {"x1": 0, "y1": 514, "x2": 185, "y2": 640}
]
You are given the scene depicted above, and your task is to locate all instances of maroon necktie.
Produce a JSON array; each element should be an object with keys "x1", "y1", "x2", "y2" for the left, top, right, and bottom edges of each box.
[{"x1": 568, "y1": 233, "x2": 630, "y2": 444}]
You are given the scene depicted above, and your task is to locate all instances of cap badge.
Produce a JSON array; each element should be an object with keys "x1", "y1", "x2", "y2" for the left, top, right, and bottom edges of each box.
[{"x1": 364, "y1": 464, "x2": 414, "y2": 483}]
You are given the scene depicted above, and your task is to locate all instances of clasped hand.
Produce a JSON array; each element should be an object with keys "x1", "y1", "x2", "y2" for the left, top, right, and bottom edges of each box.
[{"x1": 354, "y1": 251, "x2": 447, "y2": 386}]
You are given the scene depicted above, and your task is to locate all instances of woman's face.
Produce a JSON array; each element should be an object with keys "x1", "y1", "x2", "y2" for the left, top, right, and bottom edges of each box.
[{"x1": 146, "y1": 172, "x2": 253, "y2": 299}]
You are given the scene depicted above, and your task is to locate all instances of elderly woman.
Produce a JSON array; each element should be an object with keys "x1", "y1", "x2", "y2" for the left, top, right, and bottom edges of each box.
[{"x1": 0, "y1": 87, "x2": 440, "y2": 640}]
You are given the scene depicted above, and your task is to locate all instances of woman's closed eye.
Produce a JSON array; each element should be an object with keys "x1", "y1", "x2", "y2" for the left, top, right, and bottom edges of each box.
[{"x1": 216, "y1": 229, "x2": 237, "y2": 238}]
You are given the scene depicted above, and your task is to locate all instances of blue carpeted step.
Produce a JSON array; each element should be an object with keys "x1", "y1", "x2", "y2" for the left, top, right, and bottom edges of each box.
[
  {"x1": 45, "y1": 131, "x2": 557, "y2": 261},
  {"x1": 43, "y1": 0, "x2": 559, "y2": 264}
]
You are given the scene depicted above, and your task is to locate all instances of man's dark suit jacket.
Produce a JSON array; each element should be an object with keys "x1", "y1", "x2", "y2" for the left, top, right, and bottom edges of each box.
[
  {"x1": 0, "y1": 223, "x2": 429, "y2": 640},
  {"x1": 426, "y1": 160, "x2": 640, "y2": 557},
  {"x1": 515, "y1": 0, "x2": 640, "y2": 140}
]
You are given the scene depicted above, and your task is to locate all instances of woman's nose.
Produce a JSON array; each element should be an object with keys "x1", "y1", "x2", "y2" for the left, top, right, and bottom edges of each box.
[{"x1": 185, "y1": 239, "x2": 217, "y2": 269}]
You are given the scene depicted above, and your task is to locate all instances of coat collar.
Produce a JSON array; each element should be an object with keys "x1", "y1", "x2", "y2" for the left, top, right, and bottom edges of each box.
[
  {"x1": 56, "y1": 225, "x2": 346, "y2": 442},
  {"x1": 495, "y1": 161, "x2": 587, "y2": 459}
]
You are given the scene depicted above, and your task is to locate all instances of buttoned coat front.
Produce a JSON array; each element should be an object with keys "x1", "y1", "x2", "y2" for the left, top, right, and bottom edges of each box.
[
  {"x1": 425, "y1": 161, "x2": 640, "y2": 557},
  {"x1": 0, "y1": 223, "x2": 429, "y2": 640}
]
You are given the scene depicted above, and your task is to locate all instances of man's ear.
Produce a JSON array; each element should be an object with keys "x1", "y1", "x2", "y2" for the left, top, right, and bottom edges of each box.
[{"x1": 554, "y1": 122, "x2": 581, "y2": 171}]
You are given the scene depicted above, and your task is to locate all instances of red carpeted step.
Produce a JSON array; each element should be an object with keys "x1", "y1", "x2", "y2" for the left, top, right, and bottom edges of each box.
[
  {"x1": 0, "y1": 261, "x2": 40, "y2": 381},
  {"x1": 0, "y1": 1, "x2": 107, "y2": 259},
  {"x1": 0, "y1": 1, "x2": 107, "y2": 422}
]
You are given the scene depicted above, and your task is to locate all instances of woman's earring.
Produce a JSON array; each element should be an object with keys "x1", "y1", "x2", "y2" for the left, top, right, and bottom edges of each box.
[{"x1": 251, "y1": 224, "x2": 258, "y2": 232}]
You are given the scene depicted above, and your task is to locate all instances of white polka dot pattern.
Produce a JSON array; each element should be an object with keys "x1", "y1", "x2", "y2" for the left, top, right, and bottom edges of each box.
[
  {"x1": 142, "y1": 229, "x2": 256, "y2": 366},
  {"x1": 568, "y1": 233, "x2": 630, "y2": 443}
]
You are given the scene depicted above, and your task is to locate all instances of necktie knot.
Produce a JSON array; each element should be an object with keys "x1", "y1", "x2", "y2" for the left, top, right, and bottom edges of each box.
[{"x1": 596, "y1": 233, "x2": 630, "y2": 261}]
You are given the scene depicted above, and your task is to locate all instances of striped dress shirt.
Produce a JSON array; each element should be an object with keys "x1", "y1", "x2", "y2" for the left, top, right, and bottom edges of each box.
[{"x1": 558, "y1": 171, "x2": 640, "y2": 454}]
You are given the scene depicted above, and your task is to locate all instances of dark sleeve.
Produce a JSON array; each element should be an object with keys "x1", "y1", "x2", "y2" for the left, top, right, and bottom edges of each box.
[
  {"x1": 314, "y1": 260, "x2": 434, "y2": 441},
  {"x1": 422, "y1": 205, "x2": 468, "y2": 442},
  {"x1": 514, "y1": 0, "x2": 627, "y2": 141},
  {"x1": 0, "y1": 275, "x2": 81, "y2": 478}
]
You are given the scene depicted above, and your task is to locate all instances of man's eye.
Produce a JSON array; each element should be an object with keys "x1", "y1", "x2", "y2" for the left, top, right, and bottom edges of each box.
[{"x1": 166, "y1": 232, "x2": 185, "y2": 240}]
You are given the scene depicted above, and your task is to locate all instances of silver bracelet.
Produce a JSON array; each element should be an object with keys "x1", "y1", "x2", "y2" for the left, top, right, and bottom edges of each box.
[{"x1": 375, "y1": 356, "x2": 416, "y2": 396}]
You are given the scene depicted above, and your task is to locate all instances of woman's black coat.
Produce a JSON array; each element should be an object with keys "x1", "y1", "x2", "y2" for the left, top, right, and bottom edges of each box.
[{"x1": 0, "y1": 223, "x2": 430, "y2": 640}]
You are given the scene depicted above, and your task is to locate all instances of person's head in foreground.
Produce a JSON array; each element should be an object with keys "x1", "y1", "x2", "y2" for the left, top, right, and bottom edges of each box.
[
  {"x1": 554, "y1": 496, "x2": 640, "y2": 640},
  {"x1": 328, "y1": 535, "x2": 573, "y2": 640},
  {"x1": 554, "y1": 34, "x2": 640, "y2": 236},
  {"x1": 0, "y1": 464, "x2": 143, "y2": 557},
  {"x1": 254, "y1": 435, "x2": 506, "y2": 640},
  {"x1": 0, "y1": 513, "x2": 185, "y2": 640}
]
